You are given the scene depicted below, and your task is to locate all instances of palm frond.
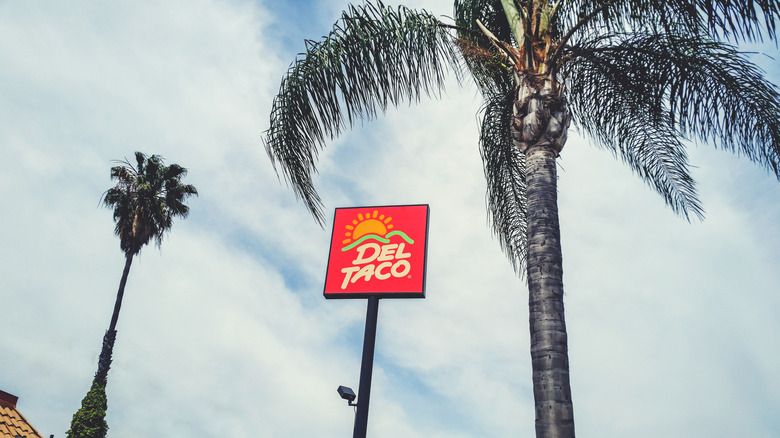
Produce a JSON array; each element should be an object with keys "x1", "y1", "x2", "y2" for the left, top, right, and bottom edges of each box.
[
  {"x1": 102, "y1": 152, "x2": 197, "y2": 255},
  {"x1": 563, "y1": 33, "x2": 706, "y2": 219},
  {"x1": 453, "y1": 0, "x2": 519, "y2": 100},
  {"x1": 454, "y1": 0, "x2": 513, "y2": 44},
  {"x1": 264, "y1": 1, "x2": 459, "y2": 224},
  {"x1": 663, "y1": 38, "x2": 780, "y2": 175},
  {"x1": 578, "y1": 103, "x2": 704, "y2": 220},
  {"x1": 565, "y1": 0, "x2": 780, "y2": 41},
  {"x1": 696, "y1": 0, "x2": 780, "y2": 42},
  {"x1": 565, "y1": 32, "x2": 780, "y2": 180},
  {"x1": 479, "y1": 79, "x2": 528, "y2": 273}
]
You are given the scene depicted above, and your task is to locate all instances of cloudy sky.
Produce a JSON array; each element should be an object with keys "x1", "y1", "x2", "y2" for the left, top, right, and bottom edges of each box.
[{"x1": 1, "y1": 1, "x2": 778, "y2": 437}]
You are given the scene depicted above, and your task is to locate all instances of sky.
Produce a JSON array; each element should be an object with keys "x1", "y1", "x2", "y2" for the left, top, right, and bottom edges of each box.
[{"x1": 1, "y1": 1, "x2": 778, "y2": 437}]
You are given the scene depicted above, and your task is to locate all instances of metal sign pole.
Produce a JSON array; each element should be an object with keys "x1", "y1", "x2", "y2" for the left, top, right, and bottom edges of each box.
[{"x1": 353, "y1": 296, "x2": 380, "y2": 438}]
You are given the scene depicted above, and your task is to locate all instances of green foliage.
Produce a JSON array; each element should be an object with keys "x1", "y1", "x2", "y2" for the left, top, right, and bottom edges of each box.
[
  {"x1": 478, "y1": 81, "x2": 528, "y2": 272},
  {"x1": 264, "y1": 0, "x2": 460, "y2": 224},
  {"x1": 564, "y1": 31, "x2": 780, "y2": 219},
  {"x1": 66, "y1": 381, "x2": 108, "y2": 438},
  {"x1": 266, "y1": 0, "x2": 780, "y2": 271},
  {"x1": 102, "y1": 152, "x2": 198, "y2": 256},
  {"x1": 454, "y1": 0, "x2": 515, "y2": 92}
]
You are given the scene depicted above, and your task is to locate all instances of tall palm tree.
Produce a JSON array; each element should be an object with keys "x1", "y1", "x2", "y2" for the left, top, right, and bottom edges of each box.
[
  {"x1": 67, "y1": 152, "x2": 197, "y2": 438},
  {"x1": 264, "y1": 1, "x2": 780, "y2": 436}
]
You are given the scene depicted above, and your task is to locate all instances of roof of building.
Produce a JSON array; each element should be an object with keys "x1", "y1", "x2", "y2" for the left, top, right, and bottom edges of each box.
[{"x1": 0, "y1": 390, "x2": 43, "y2": 438}]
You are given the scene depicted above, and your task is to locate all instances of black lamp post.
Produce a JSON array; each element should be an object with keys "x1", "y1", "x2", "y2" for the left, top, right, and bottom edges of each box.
[{"x1": 338, "y1": 296, "x2": 380, "y2": 438}]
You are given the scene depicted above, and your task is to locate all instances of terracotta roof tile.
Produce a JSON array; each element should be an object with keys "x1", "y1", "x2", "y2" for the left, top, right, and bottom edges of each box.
[{"x1": 0, "y1": 391, "x2": 43, "y2": 438}]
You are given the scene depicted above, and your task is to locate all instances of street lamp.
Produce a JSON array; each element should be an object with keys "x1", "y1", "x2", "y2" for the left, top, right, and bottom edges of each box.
[{"x1": 337, "y1": 385, "x2": 357, "y2": 407}]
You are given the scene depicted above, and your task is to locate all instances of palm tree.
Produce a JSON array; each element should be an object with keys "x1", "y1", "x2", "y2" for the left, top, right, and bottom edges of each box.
[
  {"x1": 264, "y1": 1, "x2": 780, "y2": 436},
  {"x1": 67, "y1": 152, "x2": 197, "y2": 438}
]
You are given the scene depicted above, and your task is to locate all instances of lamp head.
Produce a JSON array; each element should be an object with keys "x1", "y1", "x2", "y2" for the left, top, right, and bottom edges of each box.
[{"x1": 337, "y1": 385, "x2": 356, "y2": 403}]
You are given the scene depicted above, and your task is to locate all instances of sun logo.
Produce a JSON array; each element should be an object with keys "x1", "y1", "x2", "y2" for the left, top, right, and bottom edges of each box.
[
  {"x1": 341, "y1": 210, "x2": 412, "y2": 251},
  {"x1": 343, "y1": 210, "x2": 393, "y2": 245}
]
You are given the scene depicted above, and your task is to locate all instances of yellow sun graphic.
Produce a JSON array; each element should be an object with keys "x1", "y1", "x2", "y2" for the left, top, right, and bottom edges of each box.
[{"x1": 342, "y1": 210, "x2": 394, "y2": 244}]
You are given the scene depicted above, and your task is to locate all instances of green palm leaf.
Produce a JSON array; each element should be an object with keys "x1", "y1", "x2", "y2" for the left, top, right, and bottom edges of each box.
[
  {"x1": 264, "y1": 1, "x2": 460, "y2": 224},
  {"x1": 453, "y1": 0, "x2": 516, "y2": 93},
  {"x1": 479, "y1": 80, "x2": 529, "y2": 272},
  {"x1": 560, "y1": 0, "x2": 780, "y2": 41},
  {"x1": 564, "y1": 31, "x2": 780, "y2": 205},
  {"x1": 102, "y1": 152, "x2": 198, "y2": 255},
  {"x1": 563, "y1": 34, "x2": 703, "y2": 218}
]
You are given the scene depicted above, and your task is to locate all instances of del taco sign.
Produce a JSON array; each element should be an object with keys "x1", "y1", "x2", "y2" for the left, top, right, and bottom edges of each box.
[{"x1": 324, "y1": 205, "x2": 429, "y2": 299}]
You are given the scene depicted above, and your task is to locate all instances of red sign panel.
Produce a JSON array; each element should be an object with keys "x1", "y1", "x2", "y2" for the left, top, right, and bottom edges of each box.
[{"x1": 324, "y1": 205, "x2": 429, "y2": 299}]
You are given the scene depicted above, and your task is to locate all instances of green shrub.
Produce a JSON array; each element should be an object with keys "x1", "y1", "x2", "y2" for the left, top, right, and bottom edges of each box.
[{"x1": 66, "y1": 380, "x2": 108, "y2": 438}]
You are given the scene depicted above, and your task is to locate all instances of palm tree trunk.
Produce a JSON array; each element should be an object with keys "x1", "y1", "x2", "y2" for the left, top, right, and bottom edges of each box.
[
  {"x1": 525, "y1": 143, "x2": 574, "y2": 437},
  {"x1": 94, "y1": 253, "x2": 133, "y2": 383},
  {"x1": 108, "y1": 253, "x2": 133, "y2": 333},
  {"x1": 70, "y1": 253, "x2": 134, "y2": 437},
  {"x1": 514, "y1": 74, "x2": 574, "y2": 437}
]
